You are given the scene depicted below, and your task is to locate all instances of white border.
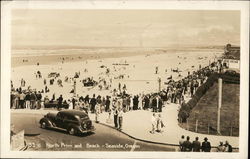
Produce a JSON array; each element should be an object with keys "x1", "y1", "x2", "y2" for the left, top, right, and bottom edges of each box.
[{"x1": 1, "y1": 1, "x2": 249, "y2": 158}]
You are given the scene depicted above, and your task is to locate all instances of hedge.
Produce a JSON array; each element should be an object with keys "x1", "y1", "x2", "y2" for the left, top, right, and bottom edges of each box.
[{"x1": 178, "y1": 72, "x2": 240, "y2": 123}]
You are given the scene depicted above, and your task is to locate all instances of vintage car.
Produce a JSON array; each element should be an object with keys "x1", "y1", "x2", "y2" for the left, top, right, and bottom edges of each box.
[
  {"x1": 44, "y1": 101, "x2": 69, "y2": 109},
  {"x1": 39, "y1": 110, "x2": 95, "y2": 135},
  {"x1": 48, "y1": 72, "x2": 60, "y2": 78},
  {"x1": 82, "y1": 78, "x2": 98, "y2": 87}
]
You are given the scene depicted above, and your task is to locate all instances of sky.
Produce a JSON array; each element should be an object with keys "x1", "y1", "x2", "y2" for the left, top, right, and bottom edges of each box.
[{"x1": 11, "y1": 10, "x2": 240, "y2": 48}]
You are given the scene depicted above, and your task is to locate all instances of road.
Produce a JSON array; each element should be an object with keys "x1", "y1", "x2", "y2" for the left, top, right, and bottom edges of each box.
[{"x1": 11, "y1": 113, "x2": 176, "y2": 151}]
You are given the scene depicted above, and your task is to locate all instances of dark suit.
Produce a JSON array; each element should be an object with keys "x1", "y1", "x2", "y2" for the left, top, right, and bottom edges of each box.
[
  {"x1": 192, "y1": 140, "x2": 201, "y2": 152},
  {"x1": 152, "y1": 98, "x2": 157, "y2": 112},
  {"x1": 183, "y1": 140, "x2": 192, "y2": 152},
  {"x1": 158, "y1": 98, "x2": 163, "y2": 112},
  {"x1": 201, "y1": 141, "x2": 211, "y2": 152},
  {"x1": 90, "y1": 98, "x2": 97, "y2": 113}
]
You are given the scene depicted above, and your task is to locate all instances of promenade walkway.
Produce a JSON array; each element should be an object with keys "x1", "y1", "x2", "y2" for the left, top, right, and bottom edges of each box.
[
  {"x1": 11, "y1": 103, "x2": 239, "y2": 148},
  {"x1": 88, "y1": 103, "x2": 239, "y2": 148}
]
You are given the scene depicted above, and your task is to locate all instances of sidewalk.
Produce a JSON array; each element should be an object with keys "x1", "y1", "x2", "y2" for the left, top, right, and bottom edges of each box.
[
  {"x1": 88, "y1": 103, "x2": 239, "y2": 148},
  {"x1": 11, "y1": 103, "x2": 239, "y2": 148}
]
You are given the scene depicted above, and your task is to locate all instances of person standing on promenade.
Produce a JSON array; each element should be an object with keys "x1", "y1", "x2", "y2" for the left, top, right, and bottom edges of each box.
[
  {"x1": 158, "y1": 95, "x2": 163, "y2": 112},
  {"x1": 105, "y1": 96, "x2": 111, "y2": 112},
  {"x1": 95, "y1": 101, "x2": 101, "y2": 123},
  {"x1": 24, "y1": 92, "x2": 31, "y2": 109},
  {"x1": 19, "y1": 91, "x2": 26, "y2": 109},
  {"x1": 118, "y1": 107, "x2": 123, "y2": 130},
  {"x1": 183, "y1": 136, "x2": 192, "y2": 152},
  {"x1": 36, "y1": 91, "x2": 42, "y2": 109},
  {"x1": 156, "y1": 113, "x2": 164, "y2": 132},
  {"x1": 179, "y1": 135, "x2": 185, "y2": 151},
  {"x1": 13, "y1": 91, "x2": 20, "y2": 109},
  {"x1": 143, "y1": 95, "x2": 150, "y2": 110},
  {"x1": 68, "y1": 99, "x2": 73, "y2": 110},
  {"x1": 201, "y1": 137, "x2": 211, "y2": 152},
  {"x1": 113, "y1": 106, "x2": 119, "y2": 129},
  {"x1": 152, "y1": 96, "x2": 157, "y2": 112},
  {"x1": 90, "y1": 94, "x2": 97, "y2": 113},
  {"x1": 30, "y1": 91, "x2": 37, "y2": 109},
  {"x1": 58, "y1": 94, "x2": 63, "y2": 110},
  {"x1": 150, "y1": 113, "x2": 157, "y2": 134},
  {"x1": 192, "y1": 137, "x2": 201, "y2": 152}
]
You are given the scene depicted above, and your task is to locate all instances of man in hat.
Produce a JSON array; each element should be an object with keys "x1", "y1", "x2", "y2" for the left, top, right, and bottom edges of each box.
[{"x1": 201, "y1": 137, "x2": 211, "y2": 152}]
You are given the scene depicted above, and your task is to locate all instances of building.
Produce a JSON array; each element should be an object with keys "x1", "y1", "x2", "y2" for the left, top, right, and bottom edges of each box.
[{"x1": 222, "y1": 44, "x2": 240, "y2": 70}]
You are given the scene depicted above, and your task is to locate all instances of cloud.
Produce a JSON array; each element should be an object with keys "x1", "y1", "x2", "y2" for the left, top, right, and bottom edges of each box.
[{"x1": 11, "y1": 10, "x2": 240, "y2": 47}]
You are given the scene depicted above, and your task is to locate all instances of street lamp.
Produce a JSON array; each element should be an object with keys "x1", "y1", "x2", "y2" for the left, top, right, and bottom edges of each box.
[{"x1": 158, "y1": 77, "x2": 161, "y2": 92}]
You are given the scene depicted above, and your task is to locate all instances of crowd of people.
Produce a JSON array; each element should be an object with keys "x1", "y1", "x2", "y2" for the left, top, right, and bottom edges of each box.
[
  {"x1": 178, "y1": 135, "x2": 233, "y2": 152},
  {"x1": 10, "y1": 60, "x2": 222, "y2": 127},
  {"x1": 10, "y1": 58, "x2": 229, "y2": 147}
]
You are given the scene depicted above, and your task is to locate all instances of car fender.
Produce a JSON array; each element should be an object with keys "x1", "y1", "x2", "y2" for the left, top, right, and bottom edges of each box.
[
  {"x1": 40, "y1": 118, "x2": 54, "y2": 127},
  {"x1": 66, "y1": 124, "x2": 80, "y2": 132}
]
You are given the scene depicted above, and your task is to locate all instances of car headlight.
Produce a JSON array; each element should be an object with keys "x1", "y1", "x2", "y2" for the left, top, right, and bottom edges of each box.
[{"x1": 82, "y1": 123, "x2": 87, "y2": 129}]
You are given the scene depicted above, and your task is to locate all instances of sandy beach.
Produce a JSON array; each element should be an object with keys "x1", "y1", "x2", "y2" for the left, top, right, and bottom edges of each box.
[{"x1": 11, "y1": 47, "x2": 224, "y2": 100}]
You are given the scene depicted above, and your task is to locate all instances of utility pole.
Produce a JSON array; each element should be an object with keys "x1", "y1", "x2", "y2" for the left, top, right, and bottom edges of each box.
[{"x1": 217, "y1": 78, "x2": 222, "y2": 134}]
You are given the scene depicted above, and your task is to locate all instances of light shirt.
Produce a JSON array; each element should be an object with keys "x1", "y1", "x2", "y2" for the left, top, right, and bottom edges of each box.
[
  {"x1": 151, "y1": 116, "x2": 156, "y2": 125},
  {"x1": 68, "y1": 102, "x2": 73, "y2": 109},
  {"x1": 118, "y1": 110, "x2": 123, "y2": 117}
]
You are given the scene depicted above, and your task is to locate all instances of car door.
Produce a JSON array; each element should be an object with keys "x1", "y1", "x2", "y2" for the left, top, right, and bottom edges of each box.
[{"x1": 55, "y1": 112, "x2": 64, "y2": 128}]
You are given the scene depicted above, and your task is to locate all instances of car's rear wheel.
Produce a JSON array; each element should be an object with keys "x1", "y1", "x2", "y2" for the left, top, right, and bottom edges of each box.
[
  {"x1": 41, "y1": 121, "x2": 47, "y2": 129},
  {"x1": 68, "y1": 127, "x2": 76, "y2": 135}
]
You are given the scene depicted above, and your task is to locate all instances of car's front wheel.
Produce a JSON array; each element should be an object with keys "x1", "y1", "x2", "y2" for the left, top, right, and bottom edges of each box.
[
  {"x1": 68, "y1": 127, "x2": 76, "y2": 135},
  {"x1": 41, "y1": 121, "x2": 47, "y2": 129}
]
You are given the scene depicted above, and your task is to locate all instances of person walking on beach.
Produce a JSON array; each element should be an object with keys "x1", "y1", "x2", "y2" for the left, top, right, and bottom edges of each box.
[
  {"x1": 201, "y1": 137, "x2": 211, "y2": 152},
  {"x1": 150, "y1": 113, "x2": 157, "y2": 134},
  {"x1": 155, "y1": 66, "x2": 158, "y2": 74},
  {"x1": 192, "y1": 137, "x2": 201, "y2": 152}
]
